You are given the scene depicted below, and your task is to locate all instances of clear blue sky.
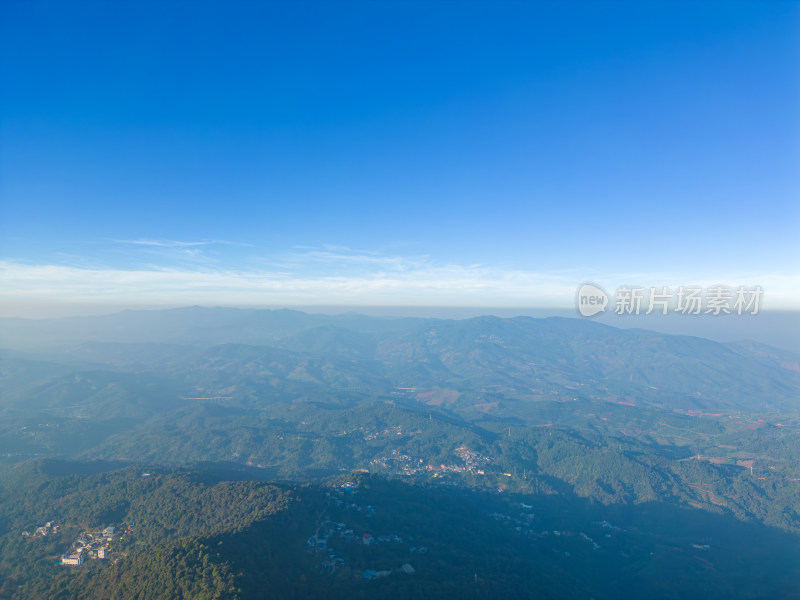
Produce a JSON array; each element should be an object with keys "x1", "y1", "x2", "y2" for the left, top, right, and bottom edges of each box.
[{"x1": 1, "y1": 1, "x2": 798, "y2": 313}]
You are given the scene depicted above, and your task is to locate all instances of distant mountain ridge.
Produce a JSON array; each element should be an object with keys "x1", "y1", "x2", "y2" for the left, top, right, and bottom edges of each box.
[
  {"x1": 1, "y1": 307, "x2": 798, "y2": 414},
  {"x1": 0, "y1": 306, "x2": 434, "y2": 349}
]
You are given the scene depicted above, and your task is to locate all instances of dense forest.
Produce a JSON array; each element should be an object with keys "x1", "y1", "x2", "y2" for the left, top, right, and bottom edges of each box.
[{"x1": 1, "y1": 463, "x2": 799, "y2": 599}]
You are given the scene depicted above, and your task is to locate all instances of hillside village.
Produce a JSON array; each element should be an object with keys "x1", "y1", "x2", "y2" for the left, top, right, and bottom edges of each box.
[
  {"x1": 369, "y1": 443, "x2": 492, "y2": 479},
  {"x1": 60, "y1": 526, "x2": 117, "y2": 566},
  {"x1": 20, "y1": 521, "x2": 119, "y2": 566}
]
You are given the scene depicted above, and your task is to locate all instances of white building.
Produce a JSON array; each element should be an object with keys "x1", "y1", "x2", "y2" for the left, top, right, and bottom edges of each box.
[{"x1": 61, "y1": 553, "x2": 84, "y2": 566}]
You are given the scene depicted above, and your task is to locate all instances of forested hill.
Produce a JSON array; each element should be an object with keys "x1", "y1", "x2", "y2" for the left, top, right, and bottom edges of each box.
[{"x1": 2, "y1": 462, "x2": 799, "y2": 600}]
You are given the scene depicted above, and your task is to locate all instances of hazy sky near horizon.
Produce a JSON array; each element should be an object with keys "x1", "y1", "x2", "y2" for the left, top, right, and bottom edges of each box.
[{"x1": 1, "y1": 1, "x2": 798, "y2": 314}]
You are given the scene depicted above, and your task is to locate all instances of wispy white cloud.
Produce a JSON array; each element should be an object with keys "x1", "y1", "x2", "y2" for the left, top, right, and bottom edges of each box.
[
  {"x1": 118, "y1": 239, "x2": 211, "y2": 248},
  {"x1": 104, "y1": 238, "x2": 251, "y2": 268},
  {"x1": 267, "y1": 246, "x2": 433, "y2": 274},
  {"x1": 114, "y1": 238, "x2": 252, "y2": 248},
  {"x1": 0, "y1": 248, "x2": 797, "y2": 310},
  {"x1": 0, "y1": 260, "x2": 556, "y2": 305}
]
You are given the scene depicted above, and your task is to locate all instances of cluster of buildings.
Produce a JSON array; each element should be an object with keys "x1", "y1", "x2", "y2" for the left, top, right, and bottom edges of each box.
[
  {"x1": 61, "y1": 526, "x2": 115, "y2": 566},
  {"x1": 21, "y1": 521, "x2": 117, "y2": 566},
  {"x1": 453, "y1": 445, "x2": 492, "y2": 470},
  {"x1": 363, "y1": 425, "x2": 405, "y2": 441},
  {"x1": 307, "y1": 519, "x2": 404, "y2": 554},
  {"x1": 370, "y1": 444, "x2": 492, "y2": 479},
  {"x1": 21, "y1": 521, "x2": 60, "y2": 538}
]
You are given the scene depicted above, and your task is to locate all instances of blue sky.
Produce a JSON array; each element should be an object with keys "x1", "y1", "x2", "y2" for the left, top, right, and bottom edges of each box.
[{"x1": 1, "y1": 1, "x2": 798, "y2": 314}]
